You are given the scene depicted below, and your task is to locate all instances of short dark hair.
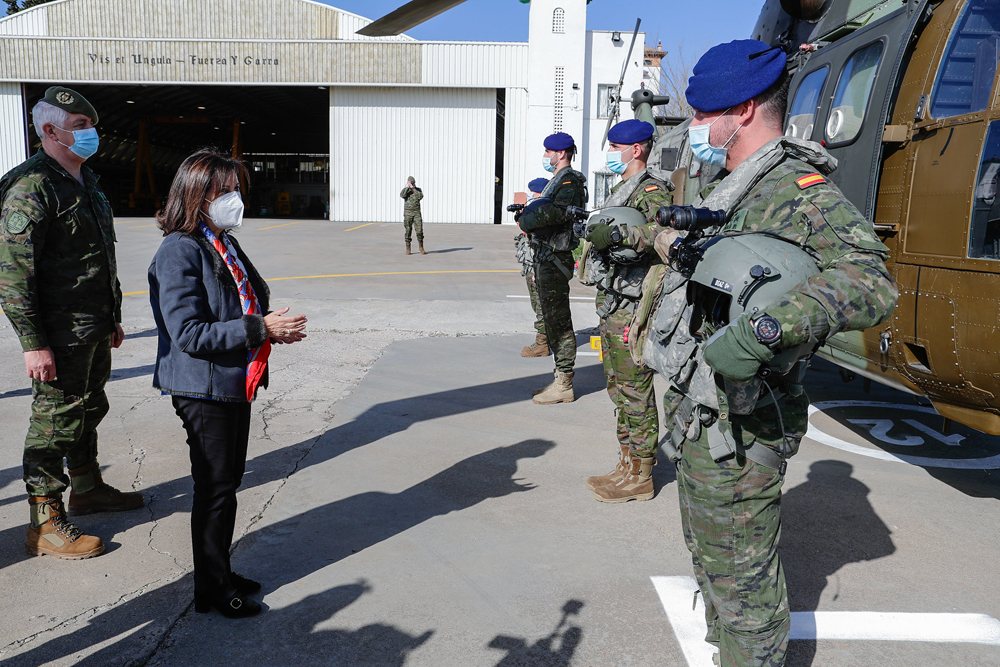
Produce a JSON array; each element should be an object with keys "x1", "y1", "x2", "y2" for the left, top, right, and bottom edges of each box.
[
  {"x1": 753, "y1": 69, "x2": 791, "y2": 129},
  {"x1": 156, "y1": 149, "x2": 248, "y2": 236}
]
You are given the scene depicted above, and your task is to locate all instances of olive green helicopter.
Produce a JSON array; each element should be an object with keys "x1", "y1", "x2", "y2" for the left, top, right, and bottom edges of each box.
[{"x1": 363, "y1": 0, "x2": 1000, "y2": 437}]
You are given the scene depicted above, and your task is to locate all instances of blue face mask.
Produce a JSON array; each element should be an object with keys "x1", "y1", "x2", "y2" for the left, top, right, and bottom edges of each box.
[
  {"x1": 606, "y1": 149, "x2": 633, "y2": 175},
  {"x1": 542, "y1": 157, "x2": 556, "y2": 173},
  {"x1": 54, "y1": 125, "x2": 100, "y2": 160},
  {"x1": 688, "y1": 110, "x2": 742, "y2": 168}
]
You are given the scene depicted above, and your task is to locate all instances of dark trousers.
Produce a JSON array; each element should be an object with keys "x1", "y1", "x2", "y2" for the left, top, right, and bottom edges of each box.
[{"x1": 172, "y1": 396, "x2": 251, "y2": 597}]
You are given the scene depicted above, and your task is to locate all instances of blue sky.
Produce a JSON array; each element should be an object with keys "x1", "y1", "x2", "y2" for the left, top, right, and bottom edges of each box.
[{"x1": 325, "y1": 1, "x2": 764, "y2": 62}]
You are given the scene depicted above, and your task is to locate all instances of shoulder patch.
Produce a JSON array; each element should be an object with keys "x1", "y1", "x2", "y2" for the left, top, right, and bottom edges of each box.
[
  {"x1": 796, "y1": 173, "x2": 826, "y2": 189},
  {"x1": 644, "y1": 185, "x2": 660, "y2": 192},
  {"x1": 2, "y1": 211, "x2": 31, "y2": 235}
]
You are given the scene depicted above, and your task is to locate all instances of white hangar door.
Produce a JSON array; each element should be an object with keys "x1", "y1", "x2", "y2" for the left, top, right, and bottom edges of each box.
[
  {"x1": 329, "y1": 87, "x2": 497, "y2": 223},
  {"x1": 0, "y1": 83, "x2": 27, "y2": 176}
]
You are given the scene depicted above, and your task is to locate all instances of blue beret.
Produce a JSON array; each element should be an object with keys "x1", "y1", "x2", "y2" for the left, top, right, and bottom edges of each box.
[
  {"x1": 528, "y1": 178, "x2": 549, "y2": 193},
  {"x1": 686, "y1": 40, "x2": 787, "y2": 113},
  {"x1": 608, "y1": 119, "x2": 654, "y2": 145},
  {"x1": 543, "y1": 132, "x2": 575, "y2": 151}
]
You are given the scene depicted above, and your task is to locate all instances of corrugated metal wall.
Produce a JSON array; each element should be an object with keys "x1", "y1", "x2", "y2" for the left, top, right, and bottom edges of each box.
[
  {"x1": 0, "y1": 6, "x2": 47, "y2": 35},
  {"x1": 502, "y1": 86, "x2": 528, "y2": 224},
  {"x1": 423, "y1": 43, "x2": 529, "y2": 88},
  {"x1": 0, "y1": 83, "x2": 27, "y2": 176},
  {"x1": 330, "y1": 87, "x2": 497, "y2": 223}
]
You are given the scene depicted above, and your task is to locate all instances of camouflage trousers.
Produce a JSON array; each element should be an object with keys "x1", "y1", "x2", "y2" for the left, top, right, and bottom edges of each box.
[
  {"x1": 526, "y1": 270, "x2": 545, "y2": 336},
  {"x1": 23, "y1": 339, "x2": 112, "y2": 497},
  {"x1": 677, "y1": 427, "x2": 789, "y2": 667},
  {"x1": 404, "y1": 213, "x2": 423, "y2": 243},
  {"x1": 534, "y1": 251, "x2": 576, "y2": 374},
  {"x1": 599, "y1": 297, "x2": 657, "y2": 457}
]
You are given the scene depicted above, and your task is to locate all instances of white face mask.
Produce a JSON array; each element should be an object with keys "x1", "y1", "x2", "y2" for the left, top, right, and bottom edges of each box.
[{"x1": 204, "y1": 191, "x2": 244, "y2": 230}]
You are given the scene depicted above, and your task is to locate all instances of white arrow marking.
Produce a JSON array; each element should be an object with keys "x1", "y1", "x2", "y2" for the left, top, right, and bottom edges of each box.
[
  {"x1": 652, "y1": 576, "x2": 1000, "y2": 667},
  {"x1": 903, "y1": 418, "x2": 965, "y2": 446},
  {"x1": 847, "y1": 419, "x2": 925, "y2": 446},
  {"x1": 806, "y1": 401, "x2": 1000, "y2": 469}
]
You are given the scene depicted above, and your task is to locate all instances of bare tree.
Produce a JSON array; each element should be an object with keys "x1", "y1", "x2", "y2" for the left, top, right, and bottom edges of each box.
[{"x1": 659, "y1": 43, "x2": 696, "y2": 118}]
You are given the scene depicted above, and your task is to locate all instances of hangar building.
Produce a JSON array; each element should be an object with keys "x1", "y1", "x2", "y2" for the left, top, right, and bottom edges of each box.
[{"x1": 0, "y1": 0, "x2": 648, "y2": 223}]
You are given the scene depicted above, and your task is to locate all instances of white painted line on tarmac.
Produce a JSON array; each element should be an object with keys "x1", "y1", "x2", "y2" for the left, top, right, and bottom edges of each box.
[
  {"x1": 806, "y1": 401, "x2": 1000, "y2": 469},
  {"x1": 652, "y1": 576, "x2": 1000, "y2": 667},
  {"x1": 577, "y1": 351, "x2": 600, "y2": 357},
  {"x1": 791, "y1": 611, "x2": 1000, "y2": 644},
  {"x1": 505, "y1": 295, "x2": 594, "y2": 301}
]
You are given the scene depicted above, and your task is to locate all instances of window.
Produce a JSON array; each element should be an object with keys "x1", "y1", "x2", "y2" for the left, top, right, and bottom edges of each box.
[
  {"x1": 594, "y1": 172, "x2": 615, "y2": 208},
  {"x1": 931, "y1": 0, "x2": 1000, "y2": 119},
  {"x1": 597, "y1": 84, "x2": 618, "y2": 119},
  {"x1": 970, "y1": 120, "x2": 1000, "y2": 259},
  {"x1": 554, "y1": 67, "x2": 565, "y2": 131},
  {"x1": 785, "y1": 67, "x2": 828, "y2": 140},
  {"x1": 825, "y1": 41, "x2": 884, "y2": 145},
  {"x1": 552, "y1": 8, "x2": 565, "y2": 34}
]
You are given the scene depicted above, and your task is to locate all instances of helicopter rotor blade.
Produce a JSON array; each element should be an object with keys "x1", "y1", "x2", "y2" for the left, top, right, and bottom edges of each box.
[
  {"x1": 357, "y1": 0, "x2": 470, "y2": 37},
  {"x1": 602, "y1": 18, "x2": 641, "y2": 149}
]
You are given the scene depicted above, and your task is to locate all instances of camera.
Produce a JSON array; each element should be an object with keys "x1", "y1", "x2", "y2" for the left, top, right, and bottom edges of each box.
[
  {"x1": 655, "y1": 205, "x2": 727, "y2": 231},
  {"x1": 506, "y1": 203, "x2": 525, "y2": 213}
]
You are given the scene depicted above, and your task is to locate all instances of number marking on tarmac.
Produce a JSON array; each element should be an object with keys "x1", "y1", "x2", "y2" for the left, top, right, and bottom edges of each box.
[{"x1": 651, "y1": 576, "x2": 1000, "y2": 667}]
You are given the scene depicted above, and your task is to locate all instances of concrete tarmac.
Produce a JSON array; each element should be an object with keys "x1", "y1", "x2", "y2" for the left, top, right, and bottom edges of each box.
[{"x1": 0, "y1": 220, "x2": 998, "y2": 666}]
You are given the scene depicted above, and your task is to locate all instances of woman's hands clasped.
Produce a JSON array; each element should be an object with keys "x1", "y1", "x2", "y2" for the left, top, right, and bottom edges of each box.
[{"x1": 264, "y1": 307, "x2": 308, "y2": 345}]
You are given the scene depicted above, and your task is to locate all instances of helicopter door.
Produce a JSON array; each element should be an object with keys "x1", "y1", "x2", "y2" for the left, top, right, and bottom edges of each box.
[{"x1": 790, "y1": 1, "x2": 931, "y2": 219}]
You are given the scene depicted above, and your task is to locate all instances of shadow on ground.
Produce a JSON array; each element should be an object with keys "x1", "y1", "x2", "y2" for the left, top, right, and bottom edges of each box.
[
  {"x1": 4, "y1": 439, "x2": 557, "y2": 666},
  {"x1": 782, "y1": 460, "x2": 895, "y2": 666}
]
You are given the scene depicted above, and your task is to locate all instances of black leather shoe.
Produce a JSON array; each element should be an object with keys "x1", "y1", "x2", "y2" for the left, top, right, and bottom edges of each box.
[
  {"x1": 230, "y1": 572, "x2": 262, "y2": 595},
  {"x1": 194, "y1": 591, "x2": 262, "y2": 618}
]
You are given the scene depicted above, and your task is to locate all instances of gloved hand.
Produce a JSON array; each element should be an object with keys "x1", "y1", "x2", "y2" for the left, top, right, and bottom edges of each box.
[
  {"x1": 703, "y1": 315, "x2": 775, "y2": 383},
  {"x1": 586, "y1": 223, "x2": 616, "y2": 250}
]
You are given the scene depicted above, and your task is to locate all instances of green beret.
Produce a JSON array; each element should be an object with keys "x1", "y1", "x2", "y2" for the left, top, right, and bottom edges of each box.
[{"x1": 41, "y1": 87, "x2": 98, "y2": 124}]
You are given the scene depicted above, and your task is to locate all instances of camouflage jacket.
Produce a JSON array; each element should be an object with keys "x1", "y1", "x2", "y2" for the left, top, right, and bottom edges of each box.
[
  {"x1": 400, "y1": 186, "x2": 423, "y2": 215},
  {"x1": 0, "y1": 150, "x2": 121, "y2": 351},
  {"x1": 519, "y1": 167, "x2": 587, "y2": 240},
  {"x1": 708, "y1": 159, "x2": 897, "y2": 349},
  {"x1": 615, "y1": 172, "x2": 673, "y2": 254}
]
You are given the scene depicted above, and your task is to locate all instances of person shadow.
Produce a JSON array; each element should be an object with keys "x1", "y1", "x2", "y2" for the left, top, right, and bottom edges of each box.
[
  {"x1": 488, "y1": 599, "x2": 584, "y2": 667},
  {"x1": 5, "y1": 438, "x2": 555, "y2": 667},
  {"x1": 781, "y1": 460, "x2": 896, "y2": 666}
]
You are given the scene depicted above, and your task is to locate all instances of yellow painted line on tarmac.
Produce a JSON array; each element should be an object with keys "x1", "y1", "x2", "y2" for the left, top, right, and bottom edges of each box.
[
  {"x1": 344, "y1": 223, "x2": 376, "y2": 232},
  {"x1": 259, "y1": 220, "x2": 311, "y2": 231},
  {"x1": 127, "y1": 224, "x2": 157, "y2": 229},
  {"x1": 266, "y1": 269, "x2": 519, "y2": 282},
  {"x1": 123, "y1": 269, "x2": 518, "y2": 296}
]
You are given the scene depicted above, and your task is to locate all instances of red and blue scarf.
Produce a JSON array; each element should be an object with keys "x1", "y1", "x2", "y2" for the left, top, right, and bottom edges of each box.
[{"x1": 201, "y1": 222, "x2": 270, "y2": 401}]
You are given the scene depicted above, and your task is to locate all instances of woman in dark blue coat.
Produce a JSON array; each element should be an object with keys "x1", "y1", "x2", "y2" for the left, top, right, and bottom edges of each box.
[{"x1": 149, "y1": 149, "x2": 306, "y2": 618}]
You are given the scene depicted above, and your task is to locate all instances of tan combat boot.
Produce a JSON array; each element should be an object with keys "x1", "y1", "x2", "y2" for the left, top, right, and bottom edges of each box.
[
  {"x1": 26, "y1": 496, "x2": 104, "y2": 559},
  {"x1": 68, "y1": 461, "x2": 144, "y2": 515},
  {"x1": 419, "y1": 241, "x2": 426, "y2": 255},
  {"x1": 521, "y1": 333, "x2": 551, "y2": 358},
  {"x1": 593, "y1": 453, "x2": 655, "y2": 502},
  {"x1": 406, "y1": 242, "x2": 412, "y2": 255},
  {"x1": 533, "y1": 370, "x2": 574, "y2": 404},
  {"x1": 585, "y1": 444, "x2": 630, "y2": 491}
]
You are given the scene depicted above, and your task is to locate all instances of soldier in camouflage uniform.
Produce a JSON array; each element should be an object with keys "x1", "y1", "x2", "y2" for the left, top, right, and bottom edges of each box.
[
  {"x1": 400, "y1": 176, "x2": 425, "y2": 255},
  {"x1": 517, "y1": 133, "x2": 587, "y2": 404},
  {"x1": 577, "y1": 119, "x2": 673, "y2": 502},
  {"x1": 644, "y1": 42, "x2": 897, "y2": 665},
  {"x1": 0, "y1": 87, "x2": 143, "y2": 560},
  {"x1": 518, "y1": 178, "x2": 550, "y2": 357}
]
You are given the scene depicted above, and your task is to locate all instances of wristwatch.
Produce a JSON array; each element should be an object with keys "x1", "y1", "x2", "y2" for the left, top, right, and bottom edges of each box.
[{"x1": 750, "y1": 313, "x2": 782, "y2": 350}]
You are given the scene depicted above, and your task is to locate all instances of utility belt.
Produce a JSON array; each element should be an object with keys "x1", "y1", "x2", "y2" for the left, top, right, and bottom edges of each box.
[
  {"x1": 662, "y1": 358, "x2": 810, "y2": 475},
  {"x1": 530, "y1": 236, "x2": 573, "y2": 280}
]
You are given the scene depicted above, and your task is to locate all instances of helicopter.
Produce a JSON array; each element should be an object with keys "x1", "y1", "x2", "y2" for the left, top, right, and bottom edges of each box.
[{"x1": 361, "y1": 0, "x2": 1000, "y2": 437}]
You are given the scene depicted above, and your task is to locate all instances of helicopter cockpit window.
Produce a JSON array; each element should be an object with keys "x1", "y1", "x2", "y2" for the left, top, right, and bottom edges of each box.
[
  {"x1": 930, "y1": 0, "x2": 1000, "y2": 119},
  {"x1": 786, "y1": 67, "x2": 828, "y2": 141},
  {"x1": 969, "y1": 121, "x2": 1000, "y2": 259},
  {"x1": 825, "y1": 41, "x2": 884, "y2": 145}
]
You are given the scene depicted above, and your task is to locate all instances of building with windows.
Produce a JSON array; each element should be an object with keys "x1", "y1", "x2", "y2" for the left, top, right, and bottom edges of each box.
[{"x1": 0, "y1": 0, "x2": 646, "y2": 223}]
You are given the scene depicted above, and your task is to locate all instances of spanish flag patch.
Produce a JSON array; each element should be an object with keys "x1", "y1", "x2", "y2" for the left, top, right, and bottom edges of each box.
[
  {"x1": 562, "y1": 180, "x2": 572, "y2": 185},
  {"x1": 644, "y1": 185, "x2": 659, "y2": 192},
  {"x1": 796, "y1": 173, "x2": 825, "y2": 189}
]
